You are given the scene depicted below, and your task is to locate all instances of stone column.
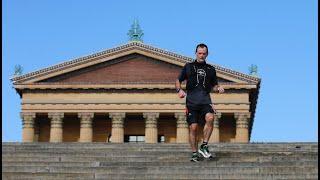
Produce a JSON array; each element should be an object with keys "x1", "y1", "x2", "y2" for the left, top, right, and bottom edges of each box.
[
  {"x1": 109, "y1": 112, "x2": 125, "y2": 143},
  {"x1": 78, "y1": 112, "x2": 94, "y2": 142},
  {"x1": 20, "y1": 112, "x2": 36, "y2": 142},
  {"x1": 48, "y1": 112, "x2": 64, "y2": 143},
  {"x1": 234, "y1": 112, "x2": 251, "y2": 143},
  {"x1": 143, "y1": 112, "x2": 159, "y2": 143},
  {"x1": 174, "y1": 112, "x2": 189, "y2": 143},
  {"x1": 209, "y1": 112, "x2": 222, "y2": 143}
]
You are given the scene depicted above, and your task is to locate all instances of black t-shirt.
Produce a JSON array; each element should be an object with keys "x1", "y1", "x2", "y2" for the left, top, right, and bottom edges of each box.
[{"x1": 178, "y1": 60, "x2": 213, "y2": 107}]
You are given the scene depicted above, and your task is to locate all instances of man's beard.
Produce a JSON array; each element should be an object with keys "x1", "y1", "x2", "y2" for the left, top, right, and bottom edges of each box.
[{"x1": 196, "y1": 58, "x2": 205, "y2": 63}]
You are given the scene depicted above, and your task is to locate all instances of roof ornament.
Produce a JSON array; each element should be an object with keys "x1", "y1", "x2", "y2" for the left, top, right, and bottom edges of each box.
[
  {"x1": 127, "y1": 19, "x2": 144, "y2": 42},
  {"x1": 249, "y1": 64, "x2": 258, "y2": 76},
  {"x1": 13, "y1": 64, "x2": 23, "y2": 77}
]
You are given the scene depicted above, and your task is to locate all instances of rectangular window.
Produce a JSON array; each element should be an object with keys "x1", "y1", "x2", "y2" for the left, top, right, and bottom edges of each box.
[{"x1": 125, "y1": 135, "x2": 145, "y2": 143}]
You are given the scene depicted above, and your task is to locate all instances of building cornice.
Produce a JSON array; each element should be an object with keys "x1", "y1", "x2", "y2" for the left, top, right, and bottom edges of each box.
[
  {"x1": 13, "y1": 83, "x2": 257, "y2": 90},
  {"x1": 11, "y1": 42, "x2": 261, "y2": 84}
]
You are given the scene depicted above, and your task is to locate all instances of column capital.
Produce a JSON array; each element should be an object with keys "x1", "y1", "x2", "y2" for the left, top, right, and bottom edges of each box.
[
  {"x1": 109, "y1": 112, "x2": 126, "y2": 128},
  {"x1": 143, "y1": 112, "x2": 159, "y2": 128},
  {"x1": 48, "y1": 112, "x2": 64, "y2": 119},
  {"x1": 78, "y1": 112, "x2": 94, "y2": 119},
  {"x1": 210, "y1": 112, "x2": 222, "y2": 128},
  {"x1": 234, "y1": 112, "x2": 250, "y2": 128},
  {"x1": 174, "y1": 112, "x2": 185, "y2": 119},
  {"x1": 213, "y1": 112, "x2": 222, "y2": 119},
  {"x1": 48, "y1": 112, "x2": 64, "y2": 128},
  {"x1": 174, "y1": 112, "x2": 188, "y2": 128},
  {"x1": 20, "y1": 112, "x2": 36, "y2": 119},
  {"x1": 213, "y1": 118, "x2": 220, "y2": 128},
  {"x1": 109, "y1": 112, "x2": 126, "y2": 119},
  {"x1": 143, "y1": 112, "x2": 159, "y2": 120},
  {"x1": 234, "y1": 112, "x2": 251, "y2": 120},
  {"x1": 20, "y1": 112, "x2": 36, "y2": 128},
  {"x1": 78, "y1": 112, "x2": 94, "y2": 128}
]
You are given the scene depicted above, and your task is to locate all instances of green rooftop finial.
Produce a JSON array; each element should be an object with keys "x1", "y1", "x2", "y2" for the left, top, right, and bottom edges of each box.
[
  {"x1": 249, "y1": 64, "x2": 258, "y2": 76},
  {"x1": 13, "y1": 64, "x2": 23, "y2": 77},
  {"x1": 127, "y1": 19, "x2": 144, "y2": 42}
]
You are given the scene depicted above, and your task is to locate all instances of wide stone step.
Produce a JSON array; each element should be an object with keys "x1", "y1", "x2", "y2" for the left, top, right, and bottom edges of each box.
[
  {"x1": 2, "y1": 142, "x2": 317, "y2": 150},
  {"x1": 3, "y1": 160, "x2": 318, "y2": 168},
  {"x1": 3, "y1": 154, "x2": 316, "y2": 163},
  {"x1": 2, "y1": 172, "x2": 94, "y2": 180},
  {"x1": 2, "y1": 153, "x2": 317, "y2": 165},
  {"x1": 95, "y1": 173, "x2": 319, "y2": 180},
  {"x1": 3, "y1": 149, "x2": 317, "y2": 156},
  {"x1": 3, "y1": 150, "x2": 316, "y2": 156},
  {"x1": 94, "y1": 173, "x2": 319, "y2": 180},
  {"x1": 3, "y1": 147, "x2": 316, "y2": 154},
  {"x1": 3, "y1": 165, "x2": 317, "y2": 175},
  {"x1": 3, "y1": 172, "x2": 318, "y2": 180},
  {"x1": 2, "y1": 143, "x2": 317, "y2": 179}
]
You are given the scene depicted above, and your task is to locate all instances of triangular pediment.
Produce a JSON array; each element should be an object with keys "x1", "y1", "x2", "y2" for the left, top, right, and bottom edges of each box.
[
  {"x1": 37, "y1": 53, "x2": 238, "y2": 84},
  {"x1": 39, "y1": 53, "x2": 184, "y2": 84},
  {"x1": 11, "y1": 42, "x2": 260, "y2": 85}
]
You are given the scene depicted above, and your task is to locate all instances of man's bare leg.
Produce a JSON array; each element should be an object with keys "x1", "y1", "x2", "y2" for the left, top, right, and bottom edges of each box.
[
  {"x1": 198, "y1": 113, "x2": 215, "y2": 158},
  {"x1": 189, "y1": 123, "x2": 199, "y2": 152},
  {"x1": 203, "y1": 113, "x2": 214, "y2": 143}
]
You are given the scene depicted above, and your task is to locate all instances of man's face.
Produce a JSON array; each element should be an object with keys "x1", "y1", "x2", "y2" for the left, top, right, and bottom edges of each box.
[{"x1": 196, "y1": 47, "x2": 208, "y2": 62}]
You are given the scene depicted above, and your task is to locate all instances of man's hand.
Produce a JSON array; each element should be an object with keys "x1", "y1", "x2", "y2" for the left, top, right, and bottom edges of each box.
[
  {"x1": 178, "y1": 89, "x2": 186, "y2": 98},
  {"x1": 213, "y1": 85, "x2": 224, "y2": 94}
]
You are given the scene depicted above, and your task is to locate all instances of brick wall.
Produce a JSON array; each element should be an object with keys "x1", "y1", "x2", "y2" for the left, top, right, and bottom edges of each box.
[{"x1": 42, "y1": 54, "x2": 182, "y2": 84}]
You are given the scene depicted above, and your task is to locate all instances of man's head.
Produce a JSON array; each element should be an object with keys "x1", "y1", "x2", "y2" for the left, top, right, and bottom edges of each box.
[{"x1": 195, "y1": 43, "x2": 208, "y2": 63}]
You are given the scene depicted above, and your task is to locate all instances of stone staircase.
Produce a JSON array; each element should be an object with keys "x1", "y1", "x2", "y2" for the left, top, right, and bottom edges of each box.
[{"x1": 2, "y1": 142, "x2": 318, "y2": 179}]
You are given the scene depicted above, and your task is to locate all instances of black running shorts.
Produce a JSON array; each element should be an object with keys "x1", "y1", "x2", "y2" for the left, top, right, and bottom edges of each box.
[{"x1": 185, "y1": 104, "x2": 215, "y2": 126}]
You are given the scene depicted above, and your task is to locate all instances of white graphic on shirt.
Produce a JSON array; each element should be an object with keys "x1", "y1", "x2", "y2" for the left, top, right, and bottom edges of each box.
[{"x1": 196, "y1": 68, "x2": 206, "y2": 87}]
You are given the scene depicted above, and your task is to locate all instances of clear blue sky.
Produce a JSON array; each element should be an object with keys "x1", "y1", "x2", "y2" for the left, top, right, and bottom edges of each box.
[{"x1": 2, "y1": 0, "x2": 318, "y2": 142}]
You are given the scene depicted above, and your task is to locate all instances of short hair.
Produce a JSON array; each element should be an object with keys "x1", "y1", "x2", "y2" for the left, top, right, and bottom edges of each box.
[{"x1": 195, "y1": 43, "x2": 209, "y2": 54}]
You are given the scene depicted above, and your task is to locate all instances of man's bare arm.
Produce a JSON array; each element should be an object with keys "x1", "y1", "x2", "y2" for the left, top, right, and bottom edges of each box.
[
  {"x1": 175, "y1": 79, "x2": 186, "y2": 98},
  {"x1": 175, "y1": 79, "x2": 182, "y2": 91}
]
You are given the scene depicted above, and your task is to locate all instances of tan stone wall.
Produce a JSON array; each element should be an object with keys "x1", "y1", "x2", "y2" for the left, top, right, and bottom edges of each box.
[
  {"x1": 21, "y1": 92, "x2": 250, "y2": 114},
  {"x1": 41, "y1": 55, "x2": 181, "y2": 84},
  {"x1": 22, "y1": 92, "x2": 249, "y2": 105}
]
